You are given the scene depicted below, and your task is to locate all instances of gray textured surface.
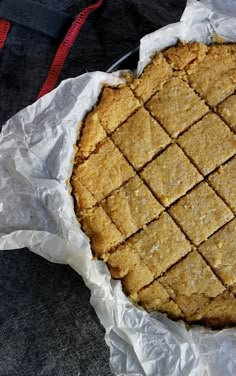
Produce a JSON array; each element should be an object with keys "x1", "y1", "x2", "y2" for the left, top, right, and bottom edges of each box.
[
  {"x1": 0, "y1": 249, "x2": 111, "y2": 376},
  {"x1": 0, "y1": 1, "x2": 186, "y2": 375}
]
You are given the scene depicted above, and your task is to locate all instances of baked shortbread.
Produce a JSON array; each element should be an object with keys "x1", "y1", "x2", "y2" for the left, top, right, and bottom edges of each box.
[{"x1": 71, "y1": 43, "x2": 236, "y2": 328}]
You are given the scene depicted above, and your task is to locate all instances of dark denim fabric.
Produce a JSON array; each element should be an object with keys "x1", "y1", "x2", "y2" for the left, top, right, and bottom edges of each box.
[{"x1": 0, "y1": 1, "x2": 186, "y2": 375}]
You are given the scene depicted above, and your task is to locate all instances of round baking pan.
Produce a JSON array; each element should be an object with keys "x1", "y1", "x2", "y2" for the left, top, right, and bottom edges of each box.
[{"x1": 106, "y1": 46, "x2": 139, "y2": 73}]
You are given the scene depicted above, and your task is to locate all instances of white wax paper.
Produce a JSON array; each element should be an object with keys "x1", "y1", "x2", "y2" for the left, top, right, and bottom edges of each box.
[{"x1": 1, "y1": 1, "x2": 236, "y2": 375}]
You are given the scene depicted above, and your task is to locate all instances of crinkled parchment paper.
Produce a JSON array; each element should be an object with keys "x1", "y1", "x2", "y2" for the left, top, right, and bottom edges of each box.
[{"x1": 0, "y1": 1, "x2": 236, "y2": 375}]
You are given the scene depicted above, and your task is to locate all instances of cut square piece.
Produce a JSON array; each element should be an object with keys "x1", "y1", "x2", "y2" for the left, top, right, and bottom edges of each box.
[
  {"x1": 187, "y1": 44, "x2": 236, "y2": 107},
  {"x1": 208, "y1": 156, "x2": 236, "y2": 214},
  {"x1": 102, "y1": 176, "x2": 163, "y2": 238},
  {"x1": 77, "y1": 111, "x2": 107, "y2": 159},
  {"x1": 122, "y1": 262, "x2": 154, "y2": 295},
  {"x1": 138, "y1": 280, "x2": 183, "y2": 318},
  {"x1": 159, "y1": 250, "x2": 225, "y2": 317},
  {"x1": 74, "y1": 139, "x2": 135, "y2": 202},
  {"x1": 198, "y1": 219, "x2": 236, "y2": 292},
  {"x1": 71, "y1": 178, "x2": 96, "y2": 211},
  {"x1": 217, "y1": 95, "x2": 236, "y2": 133},
  {"x1": 131, "y1": 53, "x2": 173, "y2": 102},
  {"x1": 141, "y1": 144, "x2": 202, "y2": 207},
  {"x1": 115, "y1": 212, "x2": 191, "y2": 279},
  {"x1": 146, "y1": 77, "x2": 209, "y2": 138},
  {"x1": 95, "y1": 86, "x2": 140, "y2": 134},
  {"x1": 178, "y1": 113, "x2": 236, "y2": 175},
  {"x1": 169, "y1": 182, "x2": 234, "y2": 246},
  {"x1": 111, "y1": 107, "x2": 170, "y2": 170},
  {"x1": 189, "y1": 291, "x2": 236, "y2": 327},
  {"x1": 107, "y1": 246, "x2": 141, "y2": 278},
  {"x1": 80, "y1": 206, "x2": 124, "y2": 257}
]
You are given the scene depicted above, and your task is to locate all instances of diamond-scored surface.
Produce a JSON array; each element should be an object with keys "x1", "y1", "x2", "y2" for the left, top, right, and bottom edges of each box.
[
  {"x1": 111, "y1": 107, "x2": 171, "y2": 170},
  {"x1": 187, "y1": 44, "x2": 236, "y2": 107},
  {"x1": 109, "y1": 212, "x2": 191, "y2": 279},
  {"x1": 169, "y1": 182, "x2": 234, "y2": 246},
  {"x1": 72, "y1": 42, "x2": 236, "y2": 327},
  {"x1": 178, "y1": 113, "x2": 236, "y2": 176},
  {"x1": 198, "y1": 219, "x2": 236, "y2": 292},
  {"x1": 102, "y1": 175, "x2": 163, "y2": 238},
  {"x1": 74, "y1": 138, "x2": 135, "y2": 202},
  {"x1": 208, "y1": 156, "x2": 236, "y2": 214},
  {"x1": 141, "y1": 144, "x2": 202, "y2": 207},
  {"x1": 159, "y1": 250, "x2": 225, "y2": 317},
  {"x1": 146, "y1": 77, "x2": 209, "y2": 138},
  {"x1": 217, "y1": 95, "x2": 236, "y2": 134}
]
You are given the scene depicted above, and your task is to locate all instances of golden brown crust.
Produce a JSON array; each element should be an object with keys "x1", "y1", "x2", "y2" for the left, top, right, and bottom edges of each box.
[
  {"x1": 112, "y1": 107, "x2": 171, "y2": 170},
  {"x1": 198, "y1": 219, "x2": 236, "y2": 290},
  {"x1": 131, "y1": 53, "x2": 173, "y2": 102},
  {"x1": 169, "y1": 182, "x2": 234, "y2": 246},
  {"x1": 71, "y1": 42, "x2": 236, "y2": 328},
  {"x1": 178, "y1": 113, "x2": 236, "y2": 176},
  {"x1": 80, "y1": 206, "x2": 124, "y2": 257},
  {"x1": 159, "y1": 250, "x2": 225, "y2": 317},
  {"x1": 208, "y1": 157, "x2": 236, "y2": 214},
  {"x1": 96, "y1": 86, "x2": 140, "y2": 134},
  {"x1": 141, "y1": 144, "x2": 202, "y2": 207},
  {"x1": 102, "y1": 175, "x2": 163, "y2": 238},
  {"x1": 71, "y1": 178, "x2": 96, "y2": 211},
  {"x1": 187, "y1": 44, "x2": 236, "y2": 107},
  {"x1": 74, "y1": 138, "x2": 135, "y2": 202},
  {"x1": 189, "y1": 291, "x2": 236, "y2": 327},
  {"x1": 217, "y1": 95, "x2": 236, "y2": 133},
  {"x1": 138, "y1": 280, "x2": 183, "y2": 318},
  {"x1": 146, "y1": 77, "x2": 209, "y2": 138},
  {"x1": 163, "y1": 42, "x2": 208, "y2": 71},
  {"x1": 77, "y1": 110, "x2": 107, "y2": 160}
]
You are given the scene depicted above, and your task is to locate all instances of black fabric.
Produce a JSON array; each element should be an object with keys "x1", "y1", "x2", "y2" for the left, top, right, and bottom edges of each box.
[
  {"x1": 0, "y1": 0, "x2": 73, "y2": 39},
  {"x1": 0, "y1": 1, "x2": 186, "y2": 375}
]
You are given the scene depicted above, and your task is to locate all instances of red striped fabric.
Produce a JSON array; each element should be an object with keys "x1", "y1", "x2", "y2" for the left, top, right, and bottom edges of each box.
[
  {"x1": 0, "y1": 19, "x2": 10, "y2": 49},
  {"x1": 37, "y1": 0, "x2": 104, "y2": 99}
]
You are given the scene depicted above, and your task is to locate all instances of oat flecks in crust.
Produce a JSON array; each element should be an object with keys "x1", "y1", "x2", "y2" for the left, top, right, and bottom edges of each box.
[
  {"x1": 112, "y1": 107, "x2": 171, "y2": 170},
  {"x1": 146, "y1": 77, "x2": 209, "y2": 138},
  {"x1": 77, "y1": 110, "x2": 107, "y2": 160},
  {"x1": 102, "y1": 175, "x2": 163, "y2": 238},
  {"x1": 141, "y1": 144, "x2": 202, "y2": 207},
  {"x1": 78, "y1": 86, "x2": 140, "y2": 159},
  {"x1": 97, "y1": 86, "x2": 140, "y2": 134},
  {"x1": 178, "y1": 113, "x2": 236, "y2": 176},
  {"x1": 163, "y1": 42, "x2": 208, "y2": 71},
  {"x1": 189, "y1": 291, "x2": 236, "y2": 327},
  {"x1": 208, "y1": 156, "x2": 236, "y2": 214},
  {"x1": 122, "y1": 262, "x2": 154, "y2": 295},
  {"x1": 71, "y1": 42, "x2": 236, "y2": 328},
  {"x1": 112, "y1": 212, "x2": 191, "y2": 280},
  {"x1": 138, "y1": 280, "x2": 183, "y2": 318},
  {"x1": 71, "y1": 178, "x2": 96, "y2": 211},
  {"x1": 169, "y1": 182, "x2": 234, "y2": 246},
  {"x1": 131, "y1": 53, "x2": 173, "y2": 102},
  {"x1": 217, "y1": 94, "x2": 236, "y2": 133},
  {"x1": 198, "y1": 219, "x2": 236, "y2": 290},
  {"x1": 187, "y1": 44, "x2": 236, "y2": 107},
  {"x1": 80, "y1": 206, "x2": 124, "y2": 257},
  {"x1": 74, "y1": 138, "x2": 135, "y2": 202},
  {"x1": 159, "y1": 250, "x2": 225, "y2": 318}
]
